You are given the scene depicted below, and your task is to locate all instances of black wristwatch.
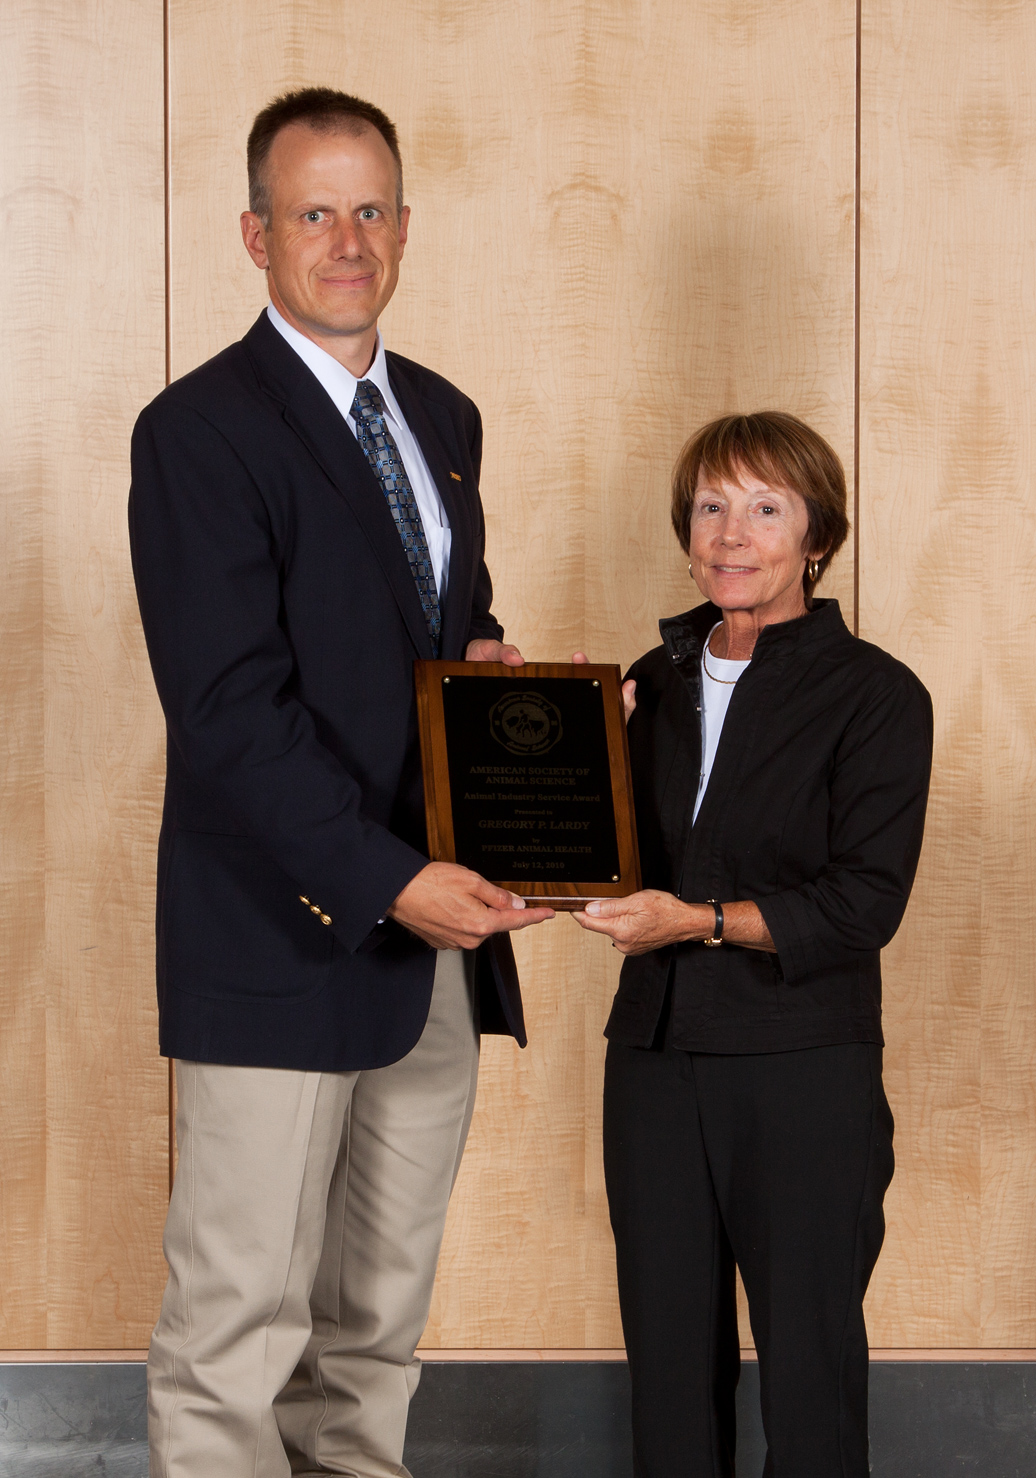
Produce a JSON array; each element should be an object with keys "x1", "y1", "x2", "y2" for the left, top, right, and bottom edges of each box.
[{"x1": 703, "y1": 899, "x2": 724, "y2": 948}]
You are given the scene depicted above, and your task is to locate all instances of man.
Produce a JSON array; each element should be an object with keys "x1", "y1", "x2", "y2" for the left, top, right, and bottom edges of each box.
[{"x1": 129, "y1": 87, "x2": 553, "y2": 1477}]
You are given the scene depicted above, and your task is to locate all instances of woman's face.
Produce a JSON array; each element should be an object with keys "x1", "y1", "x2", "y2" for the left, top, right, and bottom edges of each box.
[{"x1": 689, "y1": 467, "x2": 814, "y2": 622}]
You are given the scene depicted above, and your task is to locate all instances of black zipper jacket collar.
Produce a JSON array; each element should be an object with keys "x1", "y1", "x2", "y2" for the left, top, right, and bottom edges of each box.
[{"x1": 659, "y1": 598, "x2": 850, "y2": 697}]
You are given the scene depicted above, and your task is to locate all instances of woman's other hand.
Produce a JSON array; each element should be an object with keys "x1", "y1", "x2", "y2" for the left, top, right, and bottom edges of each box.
[
  {"x1": 572, "y1": 651, "x2": 637, "y2": 723},
  {"x1": 573, "y1": 890, "x2": 700, "y2": 955}
]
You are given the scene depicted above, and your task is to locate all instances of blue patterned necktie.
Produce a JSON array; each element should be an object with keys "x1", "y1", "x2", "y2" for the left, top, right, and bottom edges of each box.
[{"x1": 351, "y1": 380, "x2": 442, "y2": 656}]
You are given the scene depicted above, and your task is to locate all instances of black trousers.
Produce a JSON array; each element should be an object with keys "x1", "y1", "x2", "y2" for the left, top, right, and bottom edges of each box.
[{"x1": 603, "y1": 1037, "x2": 894, "y2": 1478}]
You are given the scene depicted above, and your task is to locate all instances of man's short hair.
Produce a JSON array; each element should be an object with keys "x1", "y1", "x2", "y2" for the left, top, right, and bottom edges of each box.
[{"x1": 247, "y1": 87, "x2": 403, "y2": 226}]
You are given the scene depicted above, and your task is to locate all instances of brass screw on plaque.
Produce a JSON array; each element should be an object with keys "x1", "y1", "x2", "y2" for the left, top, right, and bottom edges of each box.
[
  {"x1": 592, "y1": 680, "x2": 599, "y2": 687},
  {"x1": 612, "y1": 874, "x2": 619, "y2": 882},
  {"x1": 443, "y1": 677, "x2": 450, "y2": 684}
]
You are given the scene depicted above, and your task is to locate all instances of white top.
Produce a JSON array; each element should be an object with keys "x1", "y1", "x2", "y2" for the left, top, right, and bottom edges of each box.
[
  {"x1": 266, "y1": 303, "x2": 452, "y2": 597},
  {"x1": 693, "y1": 624, "x2": 751, "y2": 824}
]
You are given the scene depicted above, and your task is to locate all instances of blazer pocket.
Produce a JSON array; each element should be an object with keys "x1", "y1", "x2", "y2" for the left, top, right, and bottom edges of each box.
[
  {"x1": 703, "y1": 949, "x2": 781, "y2": 1024},
  {"x1": 162, "y1": 831, "x2": 334, "y2": 1002}
]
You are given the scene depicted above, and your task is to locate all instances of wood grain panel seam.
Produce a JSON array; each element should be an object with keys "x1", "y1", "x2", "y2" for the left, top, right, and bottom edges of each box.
[
  {"x1": 0, "y1": 1351, "x2": 151, "y2": 1364},
  {"x1": 164, "y1": 0, "x2": 174, "y2": 1202},
  {"x1": 852, "y1": 0, "x2": 862, "y2": 636},
  {"x1": 4, "y1": 1348, "x2": 1033, "y2": 1364},
  {"x1": 163, "y1": 0, "x2": 171, "y2": 392}
]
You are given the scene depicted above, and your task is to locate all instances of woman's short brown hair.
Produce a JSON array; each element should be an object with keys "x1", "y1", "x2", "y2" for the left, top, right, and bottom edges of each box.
[{"x1": 671, "y1": 412, "x2": 849, "y2": 597}]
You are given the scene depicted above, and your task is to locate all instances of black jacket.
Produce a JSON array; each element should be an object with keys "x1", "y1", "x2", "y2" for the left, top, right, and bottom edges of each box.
[
  {"x1": 606, "y1": 599, "x2": 933, "y2": 1053},
  {"x1": 129, "y1": 312, "x2": 523, "y2": 1072}
]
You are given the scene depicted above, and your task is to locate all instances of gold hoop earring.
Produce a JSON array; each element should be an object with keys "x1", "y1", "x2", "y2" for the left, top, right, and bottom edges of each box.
[{"x1": 807, "y1": 558, "x2": 821, "y2": 584}]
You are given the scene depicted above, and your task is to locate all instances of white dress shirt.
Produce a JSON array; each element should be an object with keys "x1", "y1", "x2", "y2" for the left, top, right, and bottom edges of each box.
[
  {"x1": 266, "y1": 303, "x2": 452, "y2": 597},
  {"x1": 694, "y1": 624, "x2": 750, "y2": 824}
]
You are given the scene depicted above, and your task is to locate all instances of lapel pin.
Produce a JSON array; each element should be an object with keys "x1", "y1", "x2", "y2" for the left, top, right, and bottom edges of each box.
[{"x1": 449, "y1": 472, "x2": 462, "y2": 481}]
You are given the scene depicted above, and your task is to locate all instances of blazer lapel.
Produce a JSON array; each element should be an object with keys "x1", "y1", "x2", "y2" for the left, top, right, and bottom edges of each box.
[
  {"x1": 245, "y1": 316, "x2": 433, "y2": 658},
  {"x1": 387, "y1": 361, "x2": 474, "y2": 661}
]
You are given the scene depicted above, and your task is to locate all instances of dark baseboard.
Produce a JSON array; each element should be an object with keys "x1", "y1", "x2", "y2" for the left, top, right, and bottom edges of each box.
[{"x1": 0, "y1": 1359, "x2": 1033, "y2": 1476}]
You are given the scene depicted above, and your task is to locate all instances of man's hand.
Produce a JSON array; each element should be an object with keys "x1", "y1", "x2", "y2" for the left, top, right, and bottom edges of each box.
[
  {"x1": 388, "y1": 862, "x2": 554, "y2": 950},
  {"x1": 465, "y1": 639, "x2": 524, "y2": 666},
  {"x1": 572, "y1": 651, "x2": 636, "y2": 722}
]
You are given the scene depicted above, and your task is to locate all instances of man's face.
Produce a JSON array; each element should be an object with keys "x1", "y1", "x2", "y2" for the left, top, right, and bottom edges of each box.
[{"x1": 241, "y1": 122, "x2": 409, "y2": 350}]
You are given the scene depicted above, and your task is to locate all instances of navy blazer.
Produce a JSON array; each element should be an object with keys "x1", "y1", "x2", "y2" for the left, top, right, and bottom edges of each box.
[{"x1": 129, "y1": 311, "x2": 525, "y2": 1070}]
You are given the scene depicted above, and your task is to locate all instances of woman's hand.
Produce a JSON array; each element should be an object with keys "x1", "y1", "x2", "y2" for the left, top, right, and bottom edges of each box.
[
  {"x1": 573, "y1": 893, "x2": 776, "y2": 956},
  {"x1": 572, "y1": 651, "x2": 637, "y2": 723},
  {"x1": 572, "y1": 890, "x2": 707, "y2": 955}
]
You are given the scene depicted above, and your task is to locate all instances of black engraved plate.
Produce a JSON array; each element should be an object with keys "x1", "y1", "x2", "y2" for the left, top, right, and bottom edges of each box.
[
  {"x1": 414, "y1": 661, "x2": 640, "y2": 908},
  {"x1": 441, "y1": 676, "x2": 619, "y2": 884}
]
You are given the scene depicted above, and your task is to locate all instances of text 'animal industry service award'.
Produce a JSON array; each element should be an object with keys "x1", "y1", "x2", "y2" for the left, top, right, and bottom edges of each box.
[{"x1": 414, "y1": 662, "x2": 641, "y2": 909}]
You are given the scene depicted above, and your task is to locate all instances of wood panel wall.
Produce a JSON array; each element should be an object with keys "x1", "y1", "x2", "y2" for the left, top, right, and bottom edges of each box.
[
  {"x1": 427, "y1": 0, "x2": 858, "y2": 1349},
  {"x1": 1, "y1": 0, "x2": 1031, "y2": 1354},
  {"x1": 1, "y1": 0, "x2": 170, "y2": 1347},
  {"x1": 858, "y1": 0, "x2": 1036, "y2": 1348}
]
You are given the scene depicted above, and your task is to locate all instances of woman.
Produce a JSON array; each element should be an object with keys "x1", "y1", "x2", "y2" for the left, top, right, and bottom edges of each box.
[{"x1": 575, "y1": 412, "x2": 932, "y2": 1477}]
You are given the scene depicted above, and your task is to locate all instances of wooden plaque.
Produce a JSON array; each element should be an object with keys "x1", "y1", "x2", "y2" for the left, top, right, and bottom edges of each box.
[{"x1": 414, "y1": 661, "x2": 642, "y2": 910}]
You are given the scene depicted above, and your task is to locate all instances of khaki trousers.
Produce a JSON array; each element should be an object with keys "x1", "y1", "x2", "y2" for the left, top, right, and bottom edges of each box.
[{"x1": 147, "y1": 950, "x2": 479, "y2": 1478}]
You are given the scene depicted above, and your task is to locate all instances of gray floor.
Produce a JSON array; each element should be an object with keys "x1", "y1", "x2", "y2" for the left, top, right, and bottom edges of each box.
[
  {"x1": 0, "y1": 1363, "x2": 146, "y2": 1478},
  {"x1": 405, "y1": 1361, "x2": 1036, "y2": 1478},
  {"x1": 0, "y1": 1359, "x2": 1033, "y2": 1476}
]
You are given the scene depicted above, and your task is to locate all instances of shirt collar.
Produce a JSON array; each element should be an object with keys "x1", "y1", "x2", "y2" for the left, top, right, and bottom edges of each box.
[{"x1": 265, "y1": 302, "x2": 402, "y2": 428}]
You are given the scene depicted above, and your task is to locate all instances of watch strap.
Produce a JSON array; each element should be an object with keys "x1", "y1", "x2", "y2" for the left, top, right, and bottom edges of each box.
[{"x1": 703, "y1": 898, "x2": 724, "y2": 947}]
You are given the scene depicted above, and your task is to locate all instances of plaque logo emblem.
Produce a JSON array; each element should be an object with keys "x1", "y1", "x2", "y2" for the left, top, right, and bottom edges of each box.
[{"x1": 489, "y1": 691, "x2": 563, "y2": 756}]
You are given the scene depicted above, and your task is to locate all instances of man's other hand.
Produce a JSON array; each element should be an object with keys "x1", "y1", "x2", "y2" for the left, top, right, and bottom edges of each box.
[
  {"x1": 465, "y1": 639, "x2": 524, "y2": 666},
  {"x1": 387, "y1": 862, "x2": 554, "y2": 950}
]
